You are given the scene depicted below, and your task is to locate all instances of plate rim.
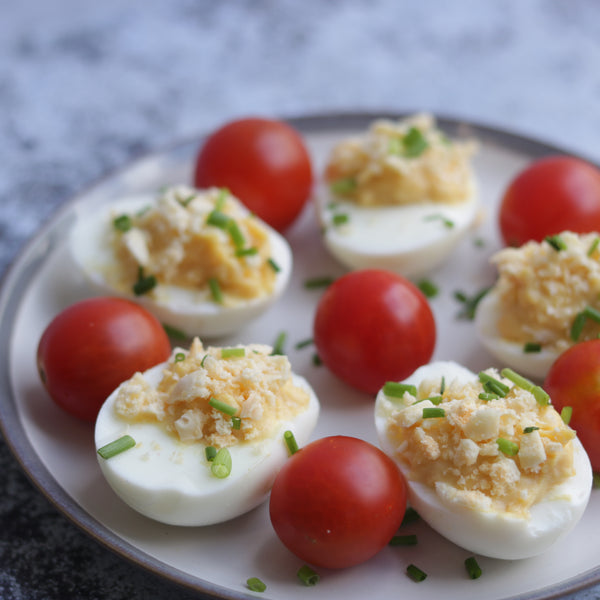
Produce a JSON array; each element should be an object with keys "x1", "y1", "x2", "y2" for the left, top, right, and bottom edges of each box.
[{"x1": 1, "y1": 110, "x2": 599, "y2": 600}]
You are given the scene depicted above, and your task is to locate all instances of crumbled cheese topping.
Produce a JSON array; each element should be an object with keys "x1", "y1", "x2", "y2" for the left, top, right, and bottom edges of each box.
[
  {"x1": 493, "y1": 231, "x2": 600, "y2": 351},
  {"x1": 324, "y1": 113, "x2": 477, "y2": 207},
  {"x1": 114, "y1": 338, "x2": 310, "y2": 448},
  {"x1": 382, "y1": 369, "x2": 576, "y2": 517},
  {"x1": 108, "y1": 185, "x2": 276, "y2": 305}
]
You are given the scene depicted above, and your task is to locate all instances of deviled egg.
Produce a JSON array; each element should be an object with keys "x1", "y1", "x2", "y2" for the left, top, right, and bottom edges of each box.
[
  {"x1": 316, "y1": 114, "x2": 479, "y2": 277},
  {"x1": 95, "y1": 338, "x2": 320, "y2": 526},
  {"x1": 374, "y1": 361, "x2": 592, "y2": 560},
  {"x1": 69, "y1": 185, "x2": 292, "y2": 338},
  {"x1": 475, "y1": 231, "x2": 600, "y2": 379}
]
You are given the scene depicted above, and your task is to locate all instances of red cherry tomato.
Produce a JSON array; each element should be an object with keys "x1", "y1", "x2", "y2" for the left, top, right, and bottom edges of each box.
[
  {"x1": 313, "y1": 269, "x2": 436, "y2": 394},
  {"x1": 37, "y1": 297, "x2": 171, "y2": 422},
  {"x1": 269, "y1": 436, "x2": 407, "y2": 569},
  {"x1": 543, "y1": 340, "x2": 600, "y2": 471},
  {"x1": 194, "y1": 117, "x2": 313, "y2": 231},
  {"x1": 499, "y1": 155, "x2": 600, "y2": 247}
]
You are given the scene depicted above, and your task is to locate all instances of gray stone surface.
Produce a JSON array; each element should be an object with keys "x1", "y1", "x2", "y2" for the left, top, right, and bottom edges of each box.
[{"x1": 2, "y1": 1, "x2": 600, "y2": 598}]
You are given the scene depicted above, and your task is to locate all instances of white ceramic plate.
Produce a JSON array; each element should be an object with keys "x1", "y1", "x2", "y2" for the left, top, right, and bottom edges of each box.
[{"x1": 2, "y1": 113, "x2": 600, "y2": 600}]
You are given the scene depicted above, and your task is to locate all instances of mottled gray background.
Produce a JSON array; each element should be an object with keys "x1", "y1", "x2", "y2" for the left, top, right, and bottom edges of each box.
[{"x1": 2, "y1": 1, "x2": 600, "y2": 599}]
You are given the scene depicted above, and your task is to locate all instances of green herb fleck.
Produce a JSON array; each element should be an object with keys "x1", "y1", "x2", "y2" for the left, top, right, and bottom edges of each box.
[
  {"x1": 417, "y1": 279, "x2": 439, "y2": 298},
  {"x1": 113, "y1": 214, "x2": 132, "y2": 232}
]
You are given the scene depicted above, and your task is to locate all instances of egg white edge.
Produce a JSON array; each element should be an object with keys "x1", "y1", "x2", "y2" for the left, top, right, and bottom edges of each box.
[
  {"x1": 374, "y1": 360, "x2": 593, "y2": 560},
  {"x1": 94, "y1": 361, "x2": 320, "y2": 527},
  {"x1": 68, "y1": 195, "x2": 293, "y2": 338}
]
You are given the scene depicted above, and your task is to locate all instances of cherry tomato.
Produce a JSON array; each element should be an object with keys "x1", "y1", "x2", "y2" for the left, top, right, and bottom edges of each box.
[
  {"x1": 194, "y1": 117, "x2": 313, "y2": 231},
  {"x1": 543, "y1": 340, "x2": 600, "y2": 471},
  {"x1": 313, "y1": 269, "x2": 436, "y2": 394},
  {"x1": 269, "y1": 436, "x2": 407, "y2": 569},
  {"x1": 499, "y1": 155, "x2": 600, "y2": 247},
  {"x1": 37, "y1": 297, "x2": 171, "y2": 422}
]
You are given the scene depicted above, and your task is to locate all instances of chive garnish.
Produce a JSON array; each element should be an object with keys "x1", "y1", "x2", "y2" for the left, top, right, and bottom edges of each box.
[
  {"x1": 478, "y1": 392, "x2": 499, "y2": 401},
  {"x1": 523, "y1": 342, "x2": 542, "y2": 353},
  {"x1": 295, "y1": 338, "x2": 314, "y2": 350},
  {"x1": 422, "y1": 407, "x2": 445, "y2": 419},
  {"x1": 389, "y1": 534, "x2": 418, "y2": 546},
  {"x1": 227, "y1": 220, "x2": 245, "y2": 249},
  {"x1": 523, "y1": 426, "x2": 540, "y2": 434},
  {"x1": 406, "y1": 564, "x2": 427, "y2": 582},
  {"x1": 297, "y1": 565, "x2": 320, "y2": 586},
  {"x1": 464, "y1": 556, "x2": 482, "y2": 580},
  {"x1": 246, "y1": 577, "x2": 266, "y2": 593},
  {"x1": 97, "y1": 435, "x2": 136, "y2": 459},
  {"x1": 113, "y1": 214, "x2": 132, "y2": 232},
  {"x1": 209, "y1": 397, "x2": 237, "y2": 416},
  {"x1": 402, "y1": 127, "x2": 429, "y2": 157},
  {"x1": 215, "y1": 188, "x2": 229, "y2": 211},
  {"x1": 478, "y1": 372, "x2": 509, "y2": 397},
  {"x1": 206, "y1": 209, "x2": 230, "y2": 228},
  {"x1": 205, "y1": 446, "x2": 217, "y2": 461},
  {"x1": 425, "y1": 395, "x2": 443, "y2": 406},
  {"x1": 545, "y1": 234, "x2": 567, "y2": 251},
  {"x1": 133, "y1": 267, "x2": 157, "y2": 296},
  {"x1": 417, "y1": 279, "x2": 439, "y2": 298},
  {"x1": 588, "y1": 237, "x2": 600, "y2": 257},
  {"x1": 561, "y1": 406, "x2": 573, "y2": 425},
  {"x1": 177, "y1": 194, "x2": 195, "y2": 207},
  {"x1": 572, "y1": 306, "x2": 600, "y2": 341},
  {"x1": 304, "y1": 276, "x2": 335, "y2": 289},
  {"x1": 232, "y1": 416, "x2": 241, "y2": 430},
  {"x1": 383, "y1": 381, "x2": 417, "y2": 398},
  {"x1": 221, "y1": 347, "x2": 245, "y2": 359},
  {"x1": 163, "y1": 323, "x2": 188, "y2": 341},
  {"x1": 236, "y1": 246, "x2": 259, "y2": 257},
  {"x1": 594, "y1": 472, "x2": 600, "y2": 489},
  {"x1": 440, "y1": 376, "x2": 446, "y2": 395},
  {"x1": 500, "y1": 368, "x2": 550, "y2": 406},
  {"x1": 332, "y1": 213, "x2": 350, "y2": 226},
  {"x1": 312, "y1": 353, "x2": 322, "y2": 366},
  {"x1": 401, "y1": 507, "x2": 420, "y2": 525},
  {"x1": 424, "y1": 213, "x2": 454, "y2": 229},
  {"x1": 211, "y1": 448, "x2": 232, "y2": 478},
  {"x1": 454, "y1": 287, "x2": 490, "y2": 320},
  {"x1": 284, "y1": 430, "x2": 299, "y2": 455},
  {"x1": 497, "y1": 437, "x2": 519, "y2": 456},
  {"x1": 200, "y1": 353, "x2": 209, "y2": 368},
  {"x1": 174, "y1": 352, "x2": 185, "y2": 362},
  {"x1": 208, "y1": 277, "x2": 224, "y2": 304},
  {"x1": 271, "y1": 331, "x2": 287, "y2": 355},
  {"x1": 329, "y1": 177, "x2": 357, "y2": 195},
  {"x1": 267, "y1": 257, "x2": 281, "y2": 273}
]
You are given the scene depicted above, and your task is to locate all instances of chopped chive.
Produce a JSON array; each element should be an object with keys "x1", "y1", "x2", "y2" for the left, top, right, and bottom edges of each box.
[
  {"x1": 571, "y1": 311, "x2": 587, "y2": 341},
  {"x1": 424, "y1": 213, "x2": 454, "y2": 229},
  {"x1": 206, "y1": 209, "x2": 231, "y2": 228},
  {"x1": 545, "y1": 234, "x2": 567, "y2": 251},
  {"x1": 478, "y1": 392, "x2": 499, "y2": 401},
  {"x1": 209, "y1": 397, "x2": 237, "y2": 416},
  {"x1": 478, "y1": 372, "x2": 509, "y2": 397},
  {"x1": 312, "y1": 353, "x2": 322, "y2": 366},
  {"x1": 227, "y1": 220, "x2": 245, "y2": 249},
  {"x1": 232, "y1": 416, "x2": 242, "y2": 430},
  {"x1": 406, "y1": 564, "x2": 427, "y2": 583},
  {"x1": 402, "y1": 127, "x2": 429, "y2": 158},
  {"x1": 584, "y1": 305, "x2": 600, "y2": 324},
  {"x1": 297, "y1": 564, "x2": 320, "y2": 586},
  {"x1": 163, "y1": 323, "x2": 188, "y2": 341},
  {"x1": 174, "y1": 352, "x2": 185, "y2": 362},
  {"x1": 500, "y1": 368, "x2": 550, "y2": 406},
  {"x1": 417, "y1": 279, "x2": 439, "y2": 298},
  {"x1": 523, "y1": 342, "x2": 542, "y2": 353},
  {"x1": 200, "y1": 353, "x2": 209, "y2": 368},
  {"x1": 246, "y1": 577, "x2": 266, "y2": 593},
  {"x1": 304, "y1": 276, "x2": 335, "y2": 289},
  {"x1": 211, "y1": 448, "x2": 232, "y2": 478},
  {"x1": 97, "y1": 435, "x2": 136, "y2": 459},
  {"x1": 271, "y1": 331, "x2": 287, "y2": 355},
  {"x1": 215, "y1": 188, "x2": 229, "y2": 211},
  {"x1": 177, "y1": 194, "x2": 196, "y2": 207},
  {"x1": 401, "y1": 507, "x2": 420, "y2": 525},
  {"x1": 473, "y1": 237, "x2": 485, "y2": 248},
  {"x1": 295, "y1": 338, "x2": 314, "y2": 350},
  {"x1": 593, "y1": 472, "x2": 600, "y2": 489},
  {"x1": 422, "y1": 407, "x2": 445, "y2": 419},
  {"x1": 221, "y1": 347, "x2": 245, "y2": 359},
  {"x1": 588, "y1": 237, "x2": 600, "y2": 256},
  {"x1": 464, "y1": 556, "x2": 482, "y2": 580},
  {"x1": 284, "y1": 430, "x2": 299, "y2": 455},
  {"x1": 454, "y1": 287, "x2": 490, "y2": 320},
  {"x1": 332, "y1": 213, "x2": 350, "y2": 226},
  {"x1": 389, "y1": 534, "x2": 418, "y2": 546},
  {"x1": 205, "y1": 446, "x2": 217, "y2": 461},
  {"x1": 440, "y1": 376, "x2": 446, "y2": 395},
  {"x1": 329, "y1": 177, "x2": 357, "y2": 195},
  {"x1": 113, "y1": 214, "x2": 132, "y2": 232},
  {"x1": 561, "y1": 406, "x2": 573, "y2": 425},
  {"x1": 267, "y1": 257, "x2": 281, "y2": 273},
  {"x1": 383, "y1": 381, "x2": 417, "y2": 398},
  {"x1": 425, "y1": 395, "x2": 443, "y2": 406},
  {"x1": 497, "y1": 437, "x2": 519, "y2": 456},
  {"x1": 133, "y1": 267, "x2": 157, "y2": 296},
  {"x1": 388, "y1": 137, "x2": 403, "y2": 155},
  {"x1": 523, "y1": 426, "x2": 540, "y2": 434},
  {"x1": 235, "y1": 246, "x2": 259, "y2": 257},
  {"x1": 208, "y1": 277, "x2": 224, "y2": 304}
]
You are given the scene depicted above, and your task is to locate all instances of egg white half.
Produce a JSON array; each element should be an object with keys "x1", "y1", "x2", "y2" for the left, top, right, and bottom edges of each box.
[
  {"x1": 374, "y1": 361, "x2": 592, "y2": 560},
  {"x1": 315, "y1": 186, "x2": 479, "y2": 277},
  {"x1": 475, "y1": 289, "x2": 558, "y2": 381},
  {"x1": 69, "y1": 195, "x2": 293, "y2": 338},
  {"x1": 95, "y1": 362, "x2": 320, "y2": 526}
]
